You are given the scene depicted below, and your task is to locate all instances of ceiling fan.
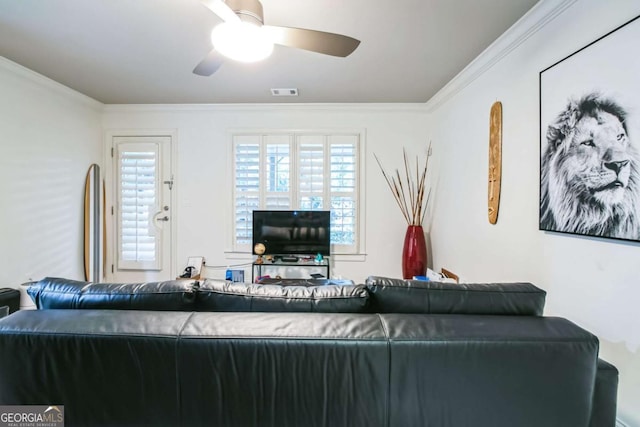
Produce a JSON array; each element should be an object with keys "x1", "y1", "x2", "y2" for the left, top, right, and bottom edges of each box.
[{"x1": 193, "y1": 0, "x2": 361, "y2": 76}]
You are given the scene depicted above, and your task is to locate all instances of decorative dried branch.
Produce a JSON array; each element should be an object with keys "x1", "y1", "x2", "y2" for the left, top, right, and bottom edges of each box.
[
  {"x1": 374, "y1": 143, "x2": 432, "y2": 226},
  {"x1": 403, "y1": 149, "x2": 416, "y2": 221},
  {"x1": 374, "y1": 153, "x2": 410, "y2": 224}
]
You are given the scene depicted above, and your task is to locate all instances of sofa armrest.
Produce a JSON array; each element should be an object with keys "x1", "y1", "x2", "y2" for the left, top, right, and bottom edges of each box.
[{"x1": 589, "y1": 358, "x2": 619, "y2": 427}]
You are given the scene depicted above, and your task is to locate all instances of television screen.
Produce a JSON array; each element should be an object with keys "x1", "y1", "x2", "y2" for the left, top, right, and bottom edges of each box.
[{"x1": 252, "y1": 210, "x2": 331, "y2": 256}]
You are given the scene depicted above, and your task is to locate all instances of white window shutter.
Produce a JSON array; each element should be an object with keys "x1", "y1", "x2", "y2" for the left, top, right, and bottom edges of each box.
[
  {"x1": 264, "y1": 136, "x2": 292, "y2": 210},
  {"x1": 234, "y1": 138, "x2": 260, "y2": 245},
  {"x1": 329, "y1": 136, "x2": 358, "y2": 252},
  {"x1": 298, "y1": 136, "x2": 325, "y2": 210},
  {"x1": 117, "y1": 143, "x2": 161, "y2": 270}
]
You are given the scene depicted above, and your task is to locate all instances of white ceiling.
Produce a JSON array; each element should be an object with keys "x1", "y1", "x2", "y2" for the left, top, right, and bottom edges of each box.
[{"x1": 0, "y1": 0, "x2": 539, "y2": 104}]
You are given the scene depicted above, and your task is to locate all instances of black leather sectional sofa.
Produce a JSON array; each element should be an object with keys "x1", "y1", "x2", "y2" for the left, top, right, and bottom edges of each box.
[{"x1": 0, "y1": 277, "x2": 618, "y2": 427}]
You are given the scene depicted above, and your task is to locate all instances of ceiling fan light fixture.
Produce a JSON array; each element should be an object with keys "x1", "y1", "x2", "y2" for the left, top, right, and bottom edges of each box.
[{"x1": 211, "y1": 21, "x2": 273, "y2": 63}]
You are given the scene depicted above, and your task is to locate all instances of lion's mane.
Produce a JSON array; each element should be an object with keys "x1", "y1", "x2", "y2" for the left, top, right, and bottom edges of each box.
[{"x1": 540, "y1": 93, "x2": 640, "y2": 239}]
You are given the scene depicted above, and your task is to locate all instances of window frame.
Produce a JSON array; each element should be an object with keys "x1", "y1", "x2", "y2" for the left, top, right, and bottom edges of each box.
[
  {"x1": 226, "y1": 129, "x2": 366, "y2": 259},
  {"x1": 115, "y1": 141, "x2": 162, "y2": 271}
]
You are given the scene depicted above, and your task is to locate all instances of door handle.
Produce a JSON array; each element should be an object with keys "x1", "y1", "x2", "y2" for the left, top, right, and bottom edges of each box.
[
  {"x1": 157, "y1": 216, "x2": 170, "y2": 222},
  {"x1": 164, "y1": 175, "x2": 174, "y2": 190}
]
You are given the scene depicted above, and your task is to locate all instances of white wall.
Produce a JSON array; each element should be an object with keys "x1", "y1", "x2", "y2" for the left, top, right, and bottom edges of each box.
[
  {"x1": 0, "y1": 58, "x2": 103, "y2": 307},
  {"x1": 427, "y1": 0, "x2": 640, "y2": 424},
  {"x1": 101, "y1": 104, "x2": 429, "y2": 284},
  {"x1": 6, "y1": 0, "x2": 636, "y2": 419}
]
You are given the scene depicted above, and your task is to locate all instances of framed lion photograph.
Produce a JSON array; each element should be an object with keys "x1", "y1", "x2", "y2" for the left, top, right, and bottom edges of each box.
[{"x1": 539, "y1": 14, "x2": 640, "y2": 243}]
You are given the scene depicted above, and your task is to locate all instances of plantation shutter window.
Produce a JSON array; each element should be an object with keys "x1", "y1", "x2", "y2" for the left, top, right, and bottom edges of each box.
[
  {"x1": 329, "y1": 136, "x2": 357, "y2": 247},
  {"x1": 298, "y1": 135, "x2": 325, "y2": 210},
  {"x1": 117, "y1": 143, "x2": 161, "y2": 270},
  {"x1": 264, "y1": 135, "x2": 292, "y2": 210},
  {"x1": 234, "y1": 137, "x2": 260, "y2": 245},
  {"x1": 232, "y1": 132, "x2": 362, "y2": 255}
]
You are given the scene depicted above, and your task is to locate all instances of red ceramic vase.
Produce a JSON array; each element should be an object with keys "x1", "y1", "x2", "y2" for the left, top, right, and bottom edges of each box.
[{"x1": 402, "y1": 225, "x2": 427, "y2": 279}]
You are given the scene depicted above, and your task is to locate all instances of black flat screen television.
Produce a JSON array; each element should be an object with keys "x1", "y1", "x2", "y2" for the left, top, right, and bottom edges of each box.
[{"x1": 252, "y1": 210, "x2": 331, "y2": 256}]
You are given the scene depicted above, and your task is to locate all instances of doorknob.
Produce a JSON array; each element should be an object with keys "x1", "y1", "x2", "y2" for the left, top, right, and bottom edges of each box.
[{"x1": 157, "y1": 216, "x2": 170, "y2": 222}]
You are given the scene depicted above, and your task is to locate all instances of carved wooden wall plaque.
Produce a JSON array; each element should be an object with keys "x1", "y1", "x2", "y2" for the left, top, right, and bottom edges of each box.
[{"x1": 488, "y1": 101, "x2": 502, "y2": 224}]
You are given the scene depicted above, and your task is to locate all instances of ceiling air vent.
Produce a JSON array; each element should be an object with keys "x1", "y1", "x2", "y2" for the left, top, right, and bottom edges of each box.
[{"x1": 271, "y1": 88, "x2": 299, "y2": 96}]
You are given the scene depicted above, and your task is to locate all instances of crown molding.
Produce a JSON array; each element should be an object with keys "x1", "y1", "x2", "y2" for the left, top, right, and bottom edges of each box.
[
  {"x1": 1, "y1": 0, "x2": 576, "y2": 115},
  {"x1": 102, "y1": 102, "x2": 428, "y2": 114},
  {"x1": 424, "y1": 0, "x2": 577, "y2": 112},
  {"x1": 0, "y1": 56, "x2": 104, "y2": 111}
]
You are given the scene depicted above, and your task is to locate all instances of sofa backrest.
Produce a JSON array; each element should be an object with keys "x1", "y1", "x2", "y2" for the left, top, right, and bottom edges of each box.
[
  {"x1": 27, "y1": 277, "x2": 370, "y2": 314},
  {"x1": 365, "y1": 276, "x2": 546, "y2": 315},
  {"x1": 27, "y1": 276, "x2": 546, "y2": 316},
  {"x1": 196, "y1": 279, "x2": 370, "y2": 313},
  {"x1": 0, "y1": 309, "x2": 602, "y2": 427},
  {"x1": 27, "y1": 277, "x2": 197, "y2": 311}
]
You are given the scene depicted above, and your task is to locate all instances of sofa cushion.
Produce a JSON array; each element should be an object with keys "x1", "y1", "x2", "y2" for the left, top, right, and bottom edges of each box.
[
  {"x1": 0, "y1": 309, "x2": 189, "y2": 426},
  {"x1": 365, "y1": 276, "x2": 546, "y2": 315},
  {"x1": 196, "y1": 279, "x2": 370, "y2": 313},
  {"x1": 178, "y1": 312, "x2": 388, "y2": 426},
  {"x1": 379, "y1": 313, "x2": 597, "y2": 427},
  {"x1": 27, "y1": 277, "x2": 197, "y2": 311}
]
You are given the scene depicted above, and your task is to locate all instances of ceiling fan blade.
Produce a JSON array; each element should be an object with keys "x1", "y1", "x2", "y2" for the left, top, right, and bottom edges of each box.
[
  {"x1": 263, "y1": 26, "x2": 360, "y2": 57},
  {"x1": 200, "y1": 0, "x2": 240, "y2": 23},
  {"x1": 193, "y1": 49, "x2": 226, "y2": 76}
]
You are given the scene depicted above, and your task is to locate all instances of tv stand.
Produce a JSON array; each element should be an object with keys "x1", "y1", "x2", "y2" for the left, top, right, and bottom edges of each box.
[{"x1": 252, "y1": 256, "x2": 330, "y2": 283}]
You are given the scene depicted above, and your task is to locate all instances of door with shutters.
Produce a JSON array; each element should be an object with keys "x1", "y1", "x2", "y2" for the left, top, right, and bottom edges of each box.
[{"x1": 110, "y1": 136, "x2": 174, "y2": 282}]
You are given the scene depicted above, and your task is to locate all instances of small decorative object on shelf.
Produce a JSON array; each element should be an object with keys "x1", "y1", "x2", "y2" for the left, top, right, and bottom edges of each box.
[
  {"x1": 178, "y1": 256, "x2": 204, "y2": 280},
  {"x1": 179, "y1": 266, "x2": 196, "y2": 279},
  {"x1": 225, "y1": 269, "x2": 245, "y2": 282},
  {"x1": 375, "y1": 143, "x2": 432, "y2": 279},
  {"x1": 314, "y1": 253, "x2": 323, "y2": 263},
  {"x1": 254, "y1": 243, "x2": 266, "y2": 264}
]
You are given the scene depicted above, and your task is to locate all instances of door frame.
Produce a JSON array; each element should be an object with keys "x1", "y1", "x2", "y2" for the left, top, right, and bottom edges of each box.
[{"x1": 104, "y1": 129, "x2": 178, "y2": 282}]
